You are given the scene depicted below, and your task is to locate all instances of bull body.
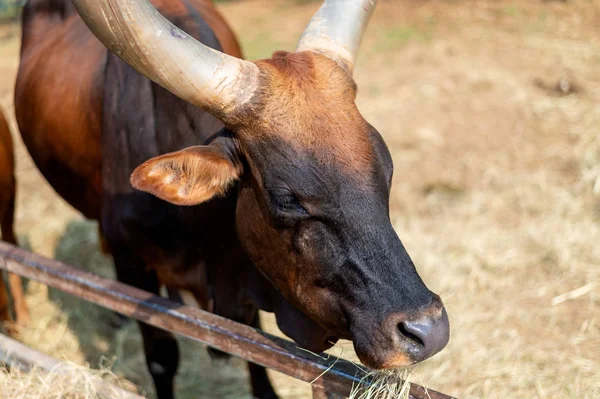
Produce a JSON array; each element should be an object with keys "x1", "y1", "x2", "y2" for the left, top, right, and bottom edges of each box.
[
  {"x1": 0, "y1": 108, "x2": 29, "y2": 328},
  {"x1": 16, "y1": 1, "x2": 280, "y2": 398}
]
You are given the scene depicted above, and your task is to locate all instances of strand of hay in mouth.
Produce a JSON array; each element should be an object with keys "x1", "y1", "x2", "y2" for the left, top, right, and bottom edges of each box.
[
  {"x1": 349, "y1": 368, "x2": 413, "y2": 399},
  {"x1": 0, "y1": 361, "x2": 144, "y2": 399}
]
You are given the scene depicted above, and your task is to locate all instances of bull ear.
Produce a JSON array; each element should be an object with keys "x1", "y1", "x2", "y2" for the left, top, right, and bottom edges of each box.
[{"x1": 130, "y1": 145, "x2": 241, "y2": 206}]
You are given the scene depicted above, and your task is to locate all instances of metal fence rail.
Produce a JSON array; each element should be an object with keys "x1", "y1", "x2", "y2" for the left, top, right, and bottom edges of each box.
[{"x1": 0, "y1": 241, "x2": 455, "y2": 399}]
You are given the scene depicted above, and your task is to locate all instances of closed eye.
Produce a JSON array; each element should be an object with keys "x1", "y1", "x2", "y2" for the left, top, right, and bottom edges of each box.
[{"x1": 268, "y1": 190, "x2": 308, "y2": 219}]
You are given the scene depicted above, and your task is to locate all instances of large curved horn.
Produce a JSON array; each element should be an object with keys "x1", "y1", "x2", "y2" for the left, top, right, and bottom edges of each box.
[
  {"x1": 71, "y1": 0, "x2": 258, "y2": 117},
  {"x1": 296, "y1": 0, "x2": 379, "y2": 73}
]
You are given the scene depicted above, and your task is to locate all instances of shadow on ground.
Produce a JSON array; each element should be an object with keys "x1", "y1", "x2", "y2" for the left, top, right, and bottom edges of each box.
[{"x1": 45, "y1": 219, "x2": 252, "y2": 399}]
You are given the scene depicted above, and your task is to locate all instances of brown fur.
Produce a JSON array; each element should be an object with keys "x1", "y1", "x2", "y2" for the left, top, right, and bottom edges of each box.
[
  {"x1": 16, "y1": 13, "x2": 107, "y2": 220},
  {"x1": 16, "y1": 3, "x2": 283, "y2": 398},
  {"x1": 0, "y1": 108, "x2": 30, "y2": 329},
  {"x1": 15, "y1": 0, "x2": 242, "y2": 221},
  {"x1": 242, "y1": 52, "x2": 374, "y2": 181},
  {"x1": 15, "y1": 0, "x2": 244, "y2": 311}
]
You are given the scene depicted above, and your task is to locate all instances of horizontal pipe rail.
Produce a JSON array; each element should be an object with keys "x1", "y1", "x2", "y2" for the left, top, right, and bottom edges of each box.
[{"x1": 0, "y1": 241, "x2": 454, "y2": 399}]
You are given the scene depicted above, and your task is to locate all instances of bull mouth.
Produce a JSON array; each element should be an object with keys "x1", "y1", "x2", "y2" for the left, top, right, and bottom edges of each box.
[{"x1": 354, "y1": 344, "x2": 417, "y2": 370}]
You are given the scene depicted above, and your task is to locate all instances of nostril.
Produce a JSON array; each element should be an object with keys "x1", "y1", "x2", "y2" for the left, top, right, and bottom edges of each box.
[
  {"x1": 398, "y1": 321, "x2": 425, "y2": 347},
  {"x1": 385, "y1": 308, "x2": 449, "y2": 365}
]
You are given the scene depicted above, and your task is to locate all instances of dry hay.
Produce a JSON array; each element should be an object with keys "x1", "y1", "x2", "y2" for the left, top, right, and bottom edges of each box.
[
  {"x1": 0, "y1": 361, "x2": 144, "y2": 399},
  {"x1": 349, "y1": 369, "x2": 413, "y2": 399}
]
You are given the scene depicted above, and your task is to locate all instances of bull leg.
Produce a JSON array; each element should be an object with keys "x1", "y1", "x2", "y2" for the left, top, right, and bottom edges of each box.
[
  {"x1": 210, "y1": 266, "x2": 278, "y2": 398},
  {"x1": 96, "y1": 224, "x2": 130, "y2": 329},
  {"x1": 111, "y1": 248, "x2": 179, "y2": 399},
  {"x1": 248, "y1": 313, "x2": 279, "y2": 399},
  {"x1": 206, "y1": 307, "x2": 278, "y2": 397},
  {"x1": 97, "y1": 224, "x2": 112, "y2": 255},
  {"x1": 1, "y1": 185, "x2": 29, "y2": 326},
  {"x1": 8, "y1": 274, "x2": 29, "y2": 325},
  {"x1": 138, "y1": 321, "x2": 179, "y2": 399},
  {"x1": 166, "y1": 286, "x2": 183, "y2": 304},
  {"x1": 0, "y1": 272, "x2": 11, "y2": 325}
]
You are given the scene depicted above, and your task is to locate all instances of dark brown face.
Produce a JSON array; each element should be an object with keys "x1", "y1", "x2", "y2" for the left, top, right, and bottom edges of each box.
[
  {"x1": 131, "y1": 51, "x2": 449, "y2": 369},
  {"x1": 232, "y1": 52, "x2": 449, "y2": 368}
]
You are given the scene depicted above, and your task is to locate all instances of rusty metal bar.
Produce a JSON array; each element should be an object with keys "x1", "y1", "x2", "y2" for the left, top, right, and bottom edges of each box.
[{"x1": 0, "y1": 241, "x2": 455, "y2": 399}]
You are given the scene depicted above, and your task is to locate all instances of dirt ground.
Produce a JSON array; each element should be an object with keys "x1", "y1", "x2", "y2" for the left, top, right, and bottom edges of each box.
[{"x1": 0, "y1": 0, "x2": 599, "y2": 398}]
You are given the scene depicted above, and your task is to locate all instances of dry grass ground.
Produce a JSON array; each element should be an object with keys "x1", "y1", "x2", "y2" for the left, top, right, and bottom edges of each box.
[
  {"x1": 0, "y1": 0, "x2": 599, "y2": 398},
  {"x1": 0, "y1": 360, "x2": 142, "y2": 399}
]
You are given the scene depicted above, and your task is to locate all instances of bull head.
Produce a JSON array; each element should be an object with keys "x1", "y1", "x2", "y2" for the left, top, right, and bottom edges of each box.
[{"x1": 71, "y1": 0, "x2": 449, "y2": 369}]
